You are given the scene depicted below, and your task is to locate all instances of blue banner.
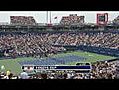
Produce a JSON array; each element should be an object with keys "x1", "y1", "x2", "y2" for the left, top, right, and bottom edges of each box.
[{"x1": 33, "y1": 65, "x2": 91, "y2": 70}]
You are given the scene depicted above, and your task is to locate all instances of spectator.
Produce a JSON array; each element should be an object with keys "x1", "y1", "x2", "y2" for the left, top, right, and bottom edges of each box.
[
  {"x1": 20, "y1": 70, "x2": 29, "y2": 79},
  {"x1": 10, "y1": 16, "x2": 36, "y2": 25},
  {"x1": 6, "y1": 70, "x2": 11, "y2": 76},
  {"x1": 1, "y1": 65, "x2": 5, "y2": 72}
]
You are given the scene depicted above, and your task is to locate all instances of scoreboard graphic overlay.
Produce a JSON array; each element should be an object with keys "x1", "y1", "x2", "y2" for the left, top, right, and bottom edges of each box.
[{"x1": 21, "y1": 63, "x2": 91, "y2": 73}]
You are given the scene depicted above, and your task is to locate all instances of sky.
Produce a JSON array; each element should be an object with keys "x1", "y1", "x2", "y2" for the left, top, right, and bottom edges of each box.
[{"x1": 0, "y1": 11, "x2": 119, "y2": 24}]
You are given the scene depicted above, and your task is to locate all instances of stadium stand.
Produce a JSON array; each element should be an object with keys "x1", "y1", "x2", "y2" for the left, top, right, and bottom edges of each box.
[
  {"x1": 112, "y1": 15, "x2": 119, "y2": 25},
  {"x1": 10, "y1": 16, "x2": 37, "y2": 25},
  {"x1": 1, "y1": 31, "x2": 119, "y2": 58},
  {"x1": 0, "y1": 33, "x2": 66, "y2": 58},
  {"x1": 60, "y1": 14, "x2": 84, "y2": 25}
]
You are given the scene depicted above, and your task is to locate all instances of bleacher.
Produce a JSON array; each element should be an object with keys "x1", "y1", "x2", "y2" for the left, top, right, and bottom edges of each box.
[
  {"x1": 60, "y1": 14, "x2": 84, "y2": 25},
  {"x1": 10, "y1": 16, "x2": 37, "y2": 25}
]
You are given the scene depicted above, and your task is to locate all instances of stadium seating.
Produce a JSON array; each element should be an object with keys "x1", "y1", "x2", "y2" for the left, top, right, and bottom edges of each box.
[
  {"x1": 10, "y1": 16, "x2": 36, "y2": 25},
  {"x1": 60, "y1": 14, "x2": 84, "y2": 25},
  {"x1": 1, "y1": 32, "x2": 119, "y2": 58}
]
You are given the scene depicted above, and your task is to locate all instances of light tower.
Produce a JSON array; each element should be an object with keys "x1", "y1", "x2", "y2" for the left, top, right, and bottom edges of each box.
[
  {"x1": 50, "y1": 11, "x2": 52, "y2": 24},
  {"x1": 46, "y1": 11, "x2": 48, "y2": 24},
  {"x1": 46, "y1": 11, "x2": 52, "y2": 26}
]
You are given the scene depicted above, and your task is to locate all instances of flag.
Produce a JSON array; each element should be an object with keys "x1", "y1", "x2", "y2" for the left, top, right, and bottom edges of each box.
[{"x1": 54, "y1": 16, "x2": 57, "y2": 19}]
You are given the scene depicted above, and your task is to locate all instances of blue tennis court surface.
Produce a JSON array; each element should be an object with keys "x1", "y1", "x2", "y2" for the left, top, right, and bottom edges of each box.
[{"x1": 19, "y1": 55, "x2": 87, "y2": 65}]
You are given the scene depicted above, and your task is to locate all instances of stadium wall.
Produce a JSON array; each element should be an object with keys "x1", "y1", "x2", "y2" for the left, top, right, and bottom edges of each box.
[
  {"x1": 53, "y1": 45, "x2": 119, "y2": 57},
  {"x1": 78, "y1": 45, "x2": 119, "y2": 57}
]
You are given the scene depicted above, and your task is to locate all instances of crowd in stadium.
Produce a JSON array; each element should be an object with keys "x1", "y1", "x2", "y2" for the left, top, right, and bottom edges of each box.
[
  {"x1": 60, "y1": 14, "x2": 84, "y2": 25},
  {"x1": 0, "y1": 33, "x2": 66, "y2": 58},
  {"x1": 0, "y1": 14, "x2": 119, "y2": 79},
  {"x1": 54, "y1": 32, "x2": 119, "y2": 49},
  {"x1": 10, "y1": 16, "x2": 36, "y2": 25},
  {"x1": 0, "y1": 60, "x2": 118, "y2": 79},
  {"x1": 90, "y1": 61, "x2": 117, "y2": 79},
  {"x1": 0, "y1": 32, "x2": 119, "y2": 58}
]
